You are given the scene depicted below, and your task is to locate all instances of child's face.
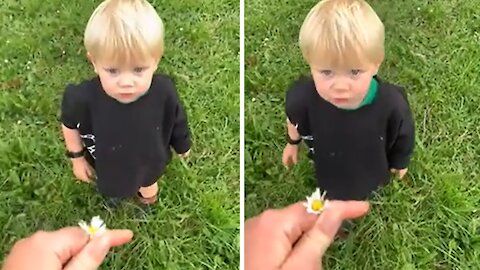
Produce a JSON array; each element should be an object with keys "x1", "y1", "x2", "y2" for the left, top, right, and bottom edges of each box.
[
  {"x1": 310, "y1": 63, "x2": 379, "y2": 109},
  {"x1": 90, "y1": 56, "x2": 159, "y2": 104}
]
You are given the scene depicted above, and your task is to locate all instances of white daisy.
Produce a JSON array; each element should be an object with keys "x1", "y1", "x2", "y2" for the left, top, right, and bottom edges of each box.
[
  {"x1": 303, "y1": 188, "x2": 328, "y2": 215},
  {"x1": 78, "y1": 216, "x2": 106, "y2": 238}
]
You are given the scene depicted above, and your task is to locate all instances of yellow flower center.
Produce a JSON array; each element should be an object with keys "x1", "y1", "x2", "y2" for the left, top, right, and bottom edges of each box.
[
  {"x1": 311, "y1": 199, "x2": 324, "y2": 211},
  {"x1": 87, "y1": 226, "x2": 97, "y2": 235}
]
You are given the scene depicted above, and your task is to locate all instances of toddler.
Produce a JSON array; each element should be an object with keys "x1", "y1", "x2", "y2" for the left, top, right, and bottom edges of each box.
[
  {"x1": 60, "y1": 0, "x2": 191, "y2": 205},
  {"x1": 283, "y1": 0, "x2": 415, "y2": 201}
]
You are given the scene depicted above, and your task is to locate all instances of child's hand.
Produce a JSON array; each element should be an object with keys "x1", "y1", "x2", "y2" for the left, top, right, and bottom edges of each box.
[
  {"x1": 390, "y1": 168, "x2": 408, "y2": 179},
  {"x1": 282, "y1": 144, "x2": 299, "y2": 168},
  {"x1": 178, "y1": 149, "x2": 191, "y2": 158},
  {"x1": 71, "y1": 157, "x2": 95, "y2": 182}
]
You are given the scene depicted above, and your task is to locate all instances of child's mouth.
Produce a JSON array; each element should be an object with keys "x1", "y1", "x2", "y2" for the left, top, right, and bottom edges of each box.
[
  {"x1": 333, "y1": 98, "x2": 349, "y2": 104},
  {"x1": 119, "y1": 93, "x2": 135, "y2": 99}
]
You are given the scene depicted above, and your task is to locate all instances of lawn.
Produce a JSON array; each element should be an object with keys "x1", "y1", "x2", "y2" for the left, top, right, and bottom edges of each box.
[
  {"x1": 245, "y1": 0, "x2": 480, "y2": 269},
  {"x1": 0, "y1": 0, "x2": 239, "y2": 269}
]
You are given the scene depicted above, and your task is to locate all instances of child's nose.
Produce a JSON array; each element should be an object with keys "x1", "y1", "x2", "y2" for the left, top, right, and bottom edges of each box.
[
  {"x1": 332, "y1": 80, "x2": 349, "y2": 92},
  {"x1": 118, "y1": 75, "x2": 134, "y2": 87}
]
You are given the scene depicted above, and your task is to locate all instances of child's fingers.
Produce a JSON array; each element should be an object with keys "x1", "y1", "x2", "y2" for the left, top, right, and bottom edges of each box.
[
  {"x1": 77, "y1": 175, "x2": 90, "y2": 182},
  {"x1": 86, "y1": 169, "x2": 93, "y2": 180},
  {"x1": 87, "y1": 166, "x2": 95, "y2": 179},
  {"x1": 81, "y1": 168, "x2": 93, "y2": 182},
  {"x1": 86, "y1": 164, "x2": 97, "y2": 180},
  {"x1": 74, "y1": 170, "x2": 87, "y2": 182},
  {"x1": 282, "y1": 154, "x2": 289, "y2": 167},
  {"x1": 284, "y1": 158, "x2": 293, "y2": 169},
  {"x1": 83, "y1": 174, "x2": 92, "y2": 182}
]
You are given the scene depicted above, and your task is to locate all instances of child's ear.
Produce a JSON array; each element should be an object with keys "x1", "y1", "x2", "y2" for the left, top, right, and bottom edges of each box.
[
  {"x1": 374, "y1": 53, "x2": 384, "y2": 75},
  {"x1": 154, "y1": 58, "x2": 161, "y2": 69},
  {"x1": 86, "y1": 52, "x2": 98, "y2": 74}
]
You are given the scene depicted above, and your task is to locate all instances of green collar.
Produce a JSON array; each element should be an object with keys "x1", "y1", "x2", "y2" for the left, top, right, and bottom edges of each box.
[
  {"x1": 361, "y1": 77, "x2": 378, "y2": 106},
  {"x1": 344, "y1": 77, "x2": 378, "y2": 111}
]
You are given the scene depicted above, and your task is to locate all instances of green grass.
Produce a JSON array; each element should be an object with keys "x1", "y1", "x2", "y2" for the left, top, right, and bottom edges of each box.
[
  {"x1": 245, "y1": 0, "x2": 480, "y2": 269},
  {"x1": 0, "y1": 0, "x2": 239, "y2": 269}
]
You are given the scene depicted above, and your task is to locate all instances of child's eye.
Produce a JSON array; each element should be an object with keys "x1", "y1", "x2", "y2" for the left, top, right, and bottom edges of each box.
[
  {"x1": 319, "y1": 70, "x2": 332, "y2": 76},
  {"x1": 351, "y1": 69, "x2": 362, "y2": 76},
  {"x1": 133, "y1": 67, "x2": 146, "y2": 73},
  {"x1": 105, "y1": 68, "x2": 119, "y2": 75}
]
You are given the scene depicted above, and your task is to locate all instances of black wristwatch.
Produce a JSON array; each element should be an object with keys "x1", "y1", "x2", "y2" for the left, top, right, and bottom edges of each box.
[
  {"x1": 287, "y1": 134, "x2": 302, "y2": 145},
  {"x1": 66, "y1": 148, "x2": 85, "y2": 159}
]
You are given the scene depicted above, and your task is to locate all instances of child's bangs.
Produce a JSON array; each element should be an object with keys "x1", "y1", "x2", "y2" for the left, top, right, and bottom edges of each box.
[
  {"x1": 307, "y1": 35, "x2": 376, "y2": 70},
  {"x1": 92, "y1": 35, "x2": 154, "y2": 67},
  {"x1": 311, "y1": 48, "x2": 369, "y2": 70}
]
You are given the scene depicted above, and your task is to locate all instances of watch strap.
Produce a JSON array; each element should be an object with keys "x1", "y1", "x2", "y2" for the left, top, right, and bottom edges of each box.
[
  {"x1": 287, "y1": 134, "x2": 302, "y2": 145},
  {"x1": 66, "y1": 148, "x2": 85, "y2": 159}
]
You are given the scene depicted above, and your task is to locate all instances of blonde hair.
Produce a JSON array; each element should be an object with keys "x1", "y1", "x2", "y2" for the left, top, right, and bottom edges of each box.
[
  {"x1": 299, "y1": 0, "x2": 384, "y2": 68},
  {"x1": 84, "y1": 0, "x2": 164, "y2": 65}
]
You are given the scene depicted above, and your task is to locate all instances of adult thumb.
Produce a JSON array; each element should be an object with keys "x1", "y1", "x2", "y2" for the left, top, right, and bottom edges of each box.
[
  {"x1": 281, "y1": 201, "x2": 369, "y2": 270},
  {"x1": 64, "y1": 229, "x2": 133, "y2": 270}
]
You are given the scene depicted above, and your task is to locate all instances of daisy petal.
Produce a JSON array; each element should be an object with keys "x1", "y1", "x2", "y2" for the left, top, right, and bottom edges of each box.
[
  {"x1": 304, "y1": 188, "x2": 328, "y2": 214},
  {"x1": 91, "y1": 216, "x2": 104, "y2": 227},
  {"x1": 78, "y1": 221, "x2": 89, "y2": 232}
]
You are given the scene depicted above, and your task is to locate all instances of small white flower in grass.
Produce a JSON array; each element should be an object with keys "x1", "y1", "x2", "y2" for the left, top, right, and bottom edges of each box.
[
  {"x1": 303, "y1": 188, "x2": 328, "y2": 215},
  {"x1": 78, "y1": 216, "x2": 106, "y2": 238}
]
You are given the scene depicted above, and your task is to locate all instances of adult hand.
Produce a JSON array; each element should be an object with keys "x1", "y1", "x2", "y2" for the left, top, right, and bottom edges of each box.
[
  {"x1": 245, "y1": 200, "x2": 370, "y2": 270},
  {"x1": 2, "y1": 227, "x2": 133, "y2": 270}
]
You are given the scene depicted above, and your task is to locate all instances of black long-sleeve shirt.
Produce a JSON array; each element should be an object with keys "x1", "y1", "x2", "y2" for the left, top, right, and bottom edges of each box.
[
  {"x1": 286, "y1": 76, "x2": 414, "y2": 200},
  {"x1": 60, "y1": 74, "x2": 191, "y2": 198}
]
